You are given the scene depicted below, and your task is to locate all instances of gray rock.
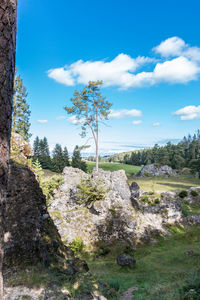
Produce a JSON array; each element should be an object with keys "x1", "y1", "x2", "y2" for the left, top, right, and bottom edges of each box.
[
  {"x1": 116, "y1": 254, "x2": 136, "y2": 268},
  {"x1": 137, "y1": 164, "x2": 177, "y2": 177}
]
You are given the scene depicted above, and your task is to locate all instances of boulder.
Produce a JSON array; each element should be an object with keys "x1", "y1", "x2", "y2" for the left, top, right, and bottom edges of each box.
[
  {"x1": 116, "y1": 254, "x2": 136, "y2": 268},
  {"x1": 4, "y1": 161, "x2": 88, "y2": 275},
  {"x1": 49, "y1": 167, "x2": 183, "y2": 248},
  {"x1": 137, "y1": 164, "x2": 177, "y2": 177}
]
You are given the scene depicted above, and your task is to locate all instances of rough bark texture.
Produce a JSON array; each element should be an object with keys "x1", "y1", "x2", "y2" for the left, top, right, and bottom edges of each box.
[{"x1": 0, "y1": 0, "x2": 17, "y2": 298}]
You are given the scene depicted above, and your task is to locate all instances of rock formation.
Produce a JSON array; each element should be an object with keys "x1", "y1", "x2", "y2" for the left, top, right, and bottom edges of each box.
[
  {"x1": 49, "y1": 167, "x2": 184, "y2": 248},
  {"x1": 137, "y1": 164, "x2": 177, "y2": 177},
  {"x1": 4, "y1": 162, "x2": 88, "y2": 275}
]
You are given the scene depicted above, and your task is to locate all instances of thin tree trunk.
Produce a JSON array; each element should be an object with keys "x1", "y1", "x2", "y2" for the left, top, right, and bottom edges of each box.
[
  {"x1": 95, "y1": 109, "x2": 99, "y2": 172},
  {"x1": 0, "y1": 1, "x2": 17, "y2": 298}
]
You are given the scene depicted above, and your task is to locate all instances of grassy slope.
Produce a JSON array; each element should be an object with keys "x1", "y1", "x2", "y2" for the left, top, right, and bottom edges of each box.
[
  {"x1": 133, "y1": 175, "x2": 200, "y2": 192},
  {"x1": 87, "y1": 226, "x2": 200, "y2": 300},
  {"x1": 86, "y1": 161, "x2": 141, "y2": 175}
]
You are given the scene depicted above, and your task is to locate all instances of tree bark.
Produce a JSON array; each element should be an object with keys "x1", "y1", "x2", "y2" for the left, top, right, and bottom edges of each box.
[{"x1": 0, "y1": 1, "x2": 17, "y2": 298}]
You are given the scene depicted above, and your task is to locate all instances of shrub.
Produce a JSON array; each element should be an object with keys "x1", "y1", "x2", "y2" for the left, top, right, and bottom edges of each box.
[
  {"x1": 179, "y1": 190, "x2": 188, "y2": 199},
  {"x1": 76, "y1": 178, "x2": 108, "y2": 207},
  {"x1": 124, "y1": 245, "x2": 135, "y2": 257},
  {"x1": 95, "y1": 245, "x2": 110, "y2": 257},
  {"x1": 154, "y1": 198, "x2": 160, "y2": 204},
  {"x1": 41, "y1": 176, "x2": 64, "y2": 206},
  {"x1": 109, "y1": 279, "x2": 120, "y2": 291},
  {"x1": 191, "y1": 190, "x2": 198, "y2": 197},
  {"x1": 144, "y1": 171, "x2": 150, "y2": 177},
  {"x1": 69, "y1": 236, "x2": 84, "y2": 255},
  {"x1": 181, "y1": 203, "x2": 190, "y2": 217}
]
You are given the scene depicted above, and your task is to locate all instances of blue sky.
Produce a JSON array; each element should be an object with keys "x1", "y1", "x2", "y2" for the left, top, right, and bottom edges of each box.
[{"x1": 17, "y1": 0, "x2": 200, "y2": 154}]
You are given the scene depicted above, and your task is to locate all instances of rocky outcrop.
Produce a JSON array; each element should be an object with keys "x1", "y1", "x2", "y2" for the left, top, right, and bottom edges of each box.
[
  {"x1": 137, "y1": 164, "x2": 177, "y2": 177},
  {"x1": 4, "y1": 162, "x2": 88, "y2": 275},
  {"x1": 10, "y1": 132, "x2": 33, "y2": 165},
  {"x1": 116, "y1": 254, "x2": 136, "y2": 268},
  {"x1": 49, "y1": 167, "x2": 183, "y2": 248}
]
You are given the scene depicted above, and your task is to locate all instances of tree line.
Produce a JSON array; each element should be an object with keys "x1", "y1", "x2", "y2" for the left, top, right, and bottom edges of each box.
[
  {"x1": 121, "y1": 131, "x2": 200, "y2": 173},
  {"x1": 33, "y1": 136, "x2": 87, "y2": 173}
]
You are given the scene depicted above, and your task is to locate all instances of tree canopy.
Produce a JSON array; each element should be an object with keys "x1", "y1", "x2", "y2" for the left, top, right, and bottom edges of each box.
[{"x1": 65, "y1": 80, "x2": 112, "y2": 171}]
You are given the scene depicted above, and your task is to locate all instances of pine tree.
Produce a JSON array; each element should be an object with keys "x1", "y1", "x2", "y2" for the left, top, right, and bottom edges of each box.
[
  {"x1": 33, "y1": 136, "x2": 40, "y2": 159},
  {"x1": 12, "y1": 73, "x2": 31, "y2": 141},
  {"x1": 52, "y1": 144, "x2": 65, "y2": 173},
  {"x1": 65, "y1": 81, "x2": 112, "y2": 172},
  {"x1": 72, "y1": 145, "x2": 87, "y2": 172},
  {"x1": 63, "y1": 146, "x2": 70, "y2": 166},
  {"x1": 39, "y1": 137, "x2": 52, "y2": 169}
]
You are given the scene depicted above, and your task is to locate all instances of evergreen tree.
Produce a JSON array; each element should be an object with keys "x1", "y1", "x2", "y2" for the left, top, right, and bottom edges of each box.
[
  {"x1": 52, "y1": 144, "x2": 65, "y2": 173},
  {"x1": 65, "y1": 81, "x2": 112, "y2": 172},
  {"x1": 39, "y1": 137, "x2": 52, "y2": 169},
  {"x1": 12, "y1": 73, "x2": 31, "y2": 141},
  {"x1": 63, "y1": 146, "x2": 70, "y2": 166},
  {"x1": 72, "y1": 145, "x2": 87, "y2": 172},
  {"x1": 33, "y1": 136, "x2": 52, "y2": 169},
  {"x1": 33, "y1": 136, "x2": 40, "y2": 159}
]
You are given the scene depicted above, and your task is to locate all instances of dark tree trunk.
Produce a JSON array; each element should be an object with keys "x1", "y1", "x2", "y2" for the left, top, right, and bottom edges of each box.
[{"x1": 0, "y1": 0, "x2": 17, "y2": 298}]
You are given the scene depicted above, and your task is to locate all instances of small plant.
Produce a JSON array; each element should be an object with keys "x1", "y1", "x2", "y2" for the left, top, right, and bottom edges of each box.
[
  {"x1": 124, "y1": 245, "x2": 135, "y2": 257},
  {"x1": 109, "y1": 279, "x2": 120, "y2": 291},
  {"x1": 95, "y1": 245, "x2": 110, "y2": 257},
  {"x1": 179, "y1": 190, "x2": 188, "y2": 199},
  {"x1": 69, "y1": 236, "x2": 84, "y2": 255},
  {"x1": 76, "y1": 178, "x2": 108, "y2": 207},
  {"x1": 191, "y1": 190, "x2": 198, "y2": 197},
  {"x1": 154, "y1": 198, "x2": 160, "y2": 204},
  {"x1": 40, "y1": 176, "x2": 64, "y2": 206},
  {"x1": 144, "y1": 171, "x2": 150, "y2": 177}
]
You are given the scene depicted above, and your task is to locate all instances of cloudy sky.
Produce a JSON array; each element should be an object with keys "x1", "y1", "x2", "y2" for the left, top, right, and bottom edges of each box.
[{"x1": 17, "y1": 0, "x2": 200, "y2": 154}]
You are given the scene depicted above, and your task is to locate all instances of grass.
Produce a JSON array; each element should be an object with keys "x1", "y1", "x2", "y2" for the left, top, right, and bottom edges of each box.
[
  {"x1": 86, "y1": 161, "x2": 141, "y2": 175},
  {"x1": 132, "y1": 175, "x2": 200, "y2": 192},
  {"x1": 87, "y1": 226, "x2": 200, "y2": 299}
]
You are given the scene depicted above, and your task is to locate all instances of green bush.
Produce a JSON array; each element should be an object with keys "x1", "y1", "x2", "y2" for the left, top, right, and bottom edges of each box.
[
  {"x1": 179, "y1": 190, "x2": 188, "y2": 199},
  {"x1": 41, "y1": 176, "x2": 64, "y2": 205},
  {"x1": 144, "y1": 171, "x2": 150, "y2": 177},
  {"x1": 69, "y1": 236, "x2": 84, "y2": 255},
  {"x1": 109, "y1": 279, "x2": 120, "y2": 291},
  {"x1": 154, "y1": 198, "x2": 160, "y2": 204},
  {"x1": 191, "y1": 190, "x2": 198, "y2": 197},
  {"x1": 76, "y1": 178, "x2": 108, "y2": 207},
  {"x1": 124, "y1": 245, "x2": 135, "y2": 257},
  {"x1": 95, "y1": 245, "x2": 110, "y2": 257}
]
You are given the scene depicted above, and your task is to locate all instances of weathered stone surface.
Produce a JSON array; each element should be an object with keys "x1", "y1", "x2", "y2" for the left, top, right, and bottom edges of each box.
[
  {"x1": 49, "y1": 167, "x2": 183, "y2": 247},
  {"x1": 0, "y1": 0, "x2": 17, "y2": 297},
  {"x1": 10, "y1": 132, "x2": 33, "y2": 164},
  {"x1": 116, "y1": 254, "x2": 136, "y2": 268},
  {"x1": 4, "y1": 162, "x2": 88, "y2": 275},
  {"x1": 137, "y1": 164, "x2": 177, "y2": 177}
]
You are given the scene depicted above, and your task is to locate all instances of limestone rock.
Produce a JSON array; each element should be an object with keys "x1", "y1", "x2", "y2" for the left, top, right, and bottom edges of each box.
[
  {"x1": 4, "y1": 162, "x2": 88, "y2": 275},
  {"x1": 10, "y1": 132, "x2": 33, "y2": 164},
  {"x1": 116, "y1": 254, "x2": 136, "y2": 268},
  {"x1": 137, "y1": 164, "x2": 177, "y2": 177},
  {"x1": 49, "y1": 167, "x2": 183, "y2": 248}
]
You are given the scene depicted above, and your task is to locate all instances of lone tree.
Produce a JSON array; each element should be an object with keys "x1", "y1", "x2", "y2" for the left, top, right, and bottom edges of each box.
[
  {"x1": 65, "y1": 81, "x2": 112, "y2": 172},
  {"x1": 0, "y1": 0, "x2": 17, "y2": 297}
]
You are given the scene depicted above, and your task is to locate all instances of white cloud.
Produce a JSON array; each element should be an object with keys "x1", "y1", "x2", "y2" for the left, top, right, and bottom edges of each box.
[
  {"x1": 154, "y1": 36, "x2": 200, "y2": 61},
  {"x1": 48, "y1": 37, "x2": 200, "y2": 89},
  {"x1": 56, "y1": 116, "x2": 66, "y2": 120},
  {"x1": 152, "y1": 122, "x2": 160, "y2": 127},
  {"x1": 68, "y1": 116, "x2": 84, "y2": 124},
  {"x1": 37, "y1": 120, "x2": 48, "y2": 124},
  {"x1": 132, "y1": 120, "x2": 142, "y2": 125},
  {"x1": 174, "y1": 105, "x2": 200, "y2": 120},
  {"x1": 153, "y1": 37, "x2": 186, "y2": 57},
  {"x1": 109, "y1": 109, "x2": 142, "y2": 119}
]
